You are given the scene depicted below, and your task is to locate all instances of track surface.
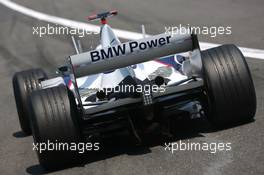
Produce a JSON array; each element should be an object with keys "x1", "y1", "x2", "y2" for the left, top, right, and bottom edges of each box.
[{"x1": 0, "y1": 0, "x2": 264, "y2": 174}]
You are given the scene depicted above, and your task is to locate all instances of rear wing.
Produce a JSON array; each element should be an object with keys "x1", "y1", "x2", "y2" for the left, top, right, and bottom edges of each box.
[{"x1": 70, "y1": 30, "x2": 201, "y2": 78}]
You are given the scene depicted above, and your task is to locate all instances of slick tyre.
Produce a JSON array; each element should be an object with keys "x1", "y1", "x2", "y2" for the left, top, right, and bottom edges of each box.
[
  {"x1": 12, "y1": 68, "x2": 47, "y2": 135},
  {"x1": 202, "y1": 44, "x2": 256, "y2": 126},
  {"x1": 29, "y1": 85, "x2": 81, "y2": 169}
]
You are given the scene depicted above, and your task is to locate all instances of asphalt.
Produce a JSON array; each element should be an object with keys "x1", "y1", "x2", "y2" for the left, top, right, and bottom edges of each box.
[{"x1": 0, "y1": 0, "x2": 264, "y2": 174}]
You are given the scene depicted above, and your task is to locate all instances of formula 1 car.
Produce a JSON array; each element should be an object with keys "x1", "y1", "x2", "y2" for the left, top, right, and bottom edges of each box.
[{"x1": 12, "y1": 10, "x2": 256, "y2": 169}]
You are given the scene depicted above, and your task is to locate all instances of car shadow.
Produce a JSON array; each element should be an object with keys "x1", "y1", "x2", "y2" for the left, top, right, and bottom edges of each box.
[
  {"x1": 12, "y1": 131, "x2": 30, "y2": 138},
  {"x1": 25, "y1": 117, "x2": 254, "y2": 175}
]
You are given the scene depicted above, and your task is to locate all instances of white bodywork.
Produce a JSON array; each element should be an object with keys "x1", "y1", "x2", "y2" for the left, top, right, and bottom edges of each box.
[
  {"x1": 41, "y1": 23, "x2": 202, "y2": 106},
  {"x1": 74, "y1": 24, "x2": 188, "y2": 102}
]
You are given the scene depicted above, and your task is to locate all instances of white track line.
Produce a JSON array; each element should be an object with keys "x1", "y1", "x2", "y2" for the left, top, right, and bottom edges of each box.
[
  {"x1": 1, "y1": 0, "x2": 264, "y2": 59},
  {"x1": 0, "y1": 0, "x2": 143, "y2": 40}
]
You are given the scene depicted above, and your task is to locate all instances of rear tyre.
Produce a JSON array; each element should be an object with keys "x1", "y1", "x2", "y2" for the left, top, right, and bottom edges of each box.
[
  {"x1": 29, "y1": 85, "x2": 81, "y2": 169},
  {"x1": 202, "y1": 44, "x2": 256, "y2": 126},
  {"x1": 12, "y1": 68, "x2": 47, "y2": 135}
]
